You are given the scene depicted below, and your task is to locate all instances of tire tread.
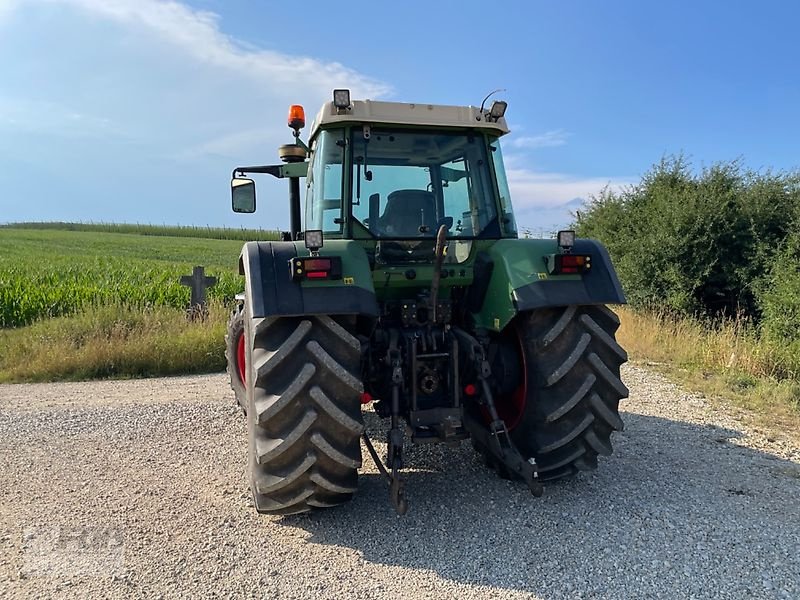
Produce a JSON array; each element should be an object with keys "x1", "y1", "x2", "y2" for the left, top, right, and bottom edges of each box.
[
  {"x1": 247, "y1": 315, "x2": 363, "y2": 514},
  {"x1": 481, "y1": 305, "x2": 628, "y2": 484}
]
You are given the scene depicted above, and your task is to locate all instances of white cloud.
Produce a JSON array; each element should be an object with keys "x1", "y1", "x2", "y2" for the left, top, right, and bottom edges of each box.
[
  {"x1": 506, "y1": 129, "x2": 570, "y2": 150},
  {"x1": 503, "y1": 151, "x2": 632, "y2": 230},
  {"x1": 508, "y1": 167, "x2": 629, "y2": 210},
  {"x1": 0, "y1": 0, "x2": 391, "y2": 226},
  {"x1": 40, "y1": 0, "x2": 389, "y2": 98}
]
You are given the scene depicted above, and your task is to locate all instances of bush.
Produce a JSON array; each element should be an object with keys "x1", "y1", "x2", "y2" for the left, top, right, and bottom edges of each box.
[
  {"x1": 575, "y1": 156, "x2": 800, "y2": 318},
  {"x1": 757, "y1": 231, "x2": 800, "y2": 343}
]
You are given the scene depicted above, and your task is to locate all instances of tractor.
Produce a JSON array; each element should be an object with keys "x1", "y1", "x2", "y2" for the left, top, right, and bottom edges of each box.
[{"x1": 225, "y1": 90, "x2": 628, "y2": 515}]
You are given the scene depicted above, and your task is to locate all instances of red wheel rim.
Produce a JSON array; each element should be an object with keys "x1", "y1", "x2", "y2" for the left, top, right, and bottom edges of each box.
[
  {"x1": 490, "y1": 327, "x2": 528, "y2": 431},
  {"x1": 236, "y1": 331, "x2": 247, "y2": 385}
]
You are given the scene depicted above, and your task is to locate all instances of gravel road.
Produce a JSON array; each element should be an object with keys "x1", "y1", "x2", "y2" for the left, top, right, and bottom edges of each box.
[{"x1": 1, "y1": 364, "x2": 798, "y2": 599}]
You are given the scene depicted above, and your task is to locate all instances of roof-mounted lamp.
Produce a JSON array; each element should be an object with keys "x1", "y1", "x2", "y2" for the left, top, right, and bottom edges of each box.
[
  {"x1": 488, "y1": 100, "x2": 508, "y2": 121},
  {"x1": 288, "y1": 104, "x2": 305, "y2": 137},
  {"x1": 333, "y1": 88, "x2": 351, "y2": 111}
]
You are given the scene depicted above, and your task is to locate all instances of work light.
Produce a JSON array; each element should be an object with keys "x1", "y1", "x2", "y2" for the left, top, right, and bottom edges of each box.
[
  {"x1": 333, "y1": 89, "x2": 351, "y2": 109},
  {"x1": 304, "y1": 229, "x2": 324, "y2": 253},
  {"x1": 489, "y1": 100, "x2": 507, "y2": 119},
  {"x1": 557, "y1": 230, "x2": 575, "y2": 251}
]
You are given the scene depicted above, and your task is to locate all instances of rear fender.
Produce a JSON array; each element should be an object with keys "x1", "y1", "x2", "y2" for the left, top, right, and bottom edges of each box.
[
  {"x1": 471, "y1": 238, "x2": 626, "y2": 332},
  {"x1": 239, "y1": 240, "x2": 378, "y2": 318}
]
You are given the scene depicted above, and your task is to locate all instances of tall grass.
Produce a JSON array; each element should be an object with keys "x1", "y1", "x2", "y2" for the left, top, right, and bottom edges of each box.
[
  {"x1": 0, "y1": 301, "x2": 228, "y2": 383},
  {"x1": 0, "y1": 225, "x2": 244, "y2": 382},
  {"x1": 617, "y1": 307, "x2": 800, "y2": 430}
]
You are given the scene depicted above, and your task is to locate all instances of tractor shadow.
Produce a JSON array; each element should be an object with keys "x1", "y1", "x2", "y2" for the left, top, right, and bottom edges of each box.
[{"x1": 280, "y1": 411, "x2": 800, "y2": 598}]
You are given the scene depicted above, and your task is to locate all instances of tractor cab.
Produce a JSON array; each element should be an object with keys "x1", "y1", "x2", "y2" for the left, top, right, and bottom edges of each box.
[
  {"x1": 306, "y1": 124, "x2": 518, "y2": 242},
  {"x1": 304, "y1": 93, "x2": 518, "y2": 264},
  {"x1": 232, "y1": 90, "x2": 518, "y2": 252}
]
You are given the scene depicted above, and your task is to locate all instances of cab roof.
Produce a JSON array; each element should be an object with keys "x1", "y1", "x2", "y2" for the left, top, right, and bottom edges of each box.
[{"x1": 309, "y1": 99, "x2": 510, "y2": 140}]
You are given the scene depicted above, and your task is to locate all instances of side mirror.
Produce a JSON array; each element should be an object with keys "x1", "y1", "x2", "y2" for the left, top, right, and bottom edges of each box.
[{"x1": 231, "y1": 177, "x2": 256, "y2": 213}]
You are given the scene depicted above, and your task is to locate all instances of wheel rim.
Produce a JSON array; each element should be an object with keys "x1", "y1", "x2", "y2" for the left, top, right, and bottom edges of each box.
[
  {"x1": 236, "y1": 331, "x2": 246, "y2": 385},
  {"x1": 492, "y1": 326, "x2": 527, "y2": 431}
]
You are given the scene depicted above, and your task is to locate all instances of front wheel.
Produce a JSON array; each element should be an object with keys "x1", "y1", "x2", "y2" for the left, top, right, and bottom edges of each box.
[{"x1": 483, "y1": 304, "x2": 629, "y2": 481}]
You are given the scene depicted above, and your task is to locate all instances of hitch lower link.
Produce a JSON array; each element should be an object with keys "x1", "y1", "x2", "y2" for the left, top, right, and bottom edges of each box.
[
  {"x1": 386, "y1": 358, "x2": 409, "y2": 515},
  {"x1": 362, "y1": 335, "x2": 409, "y2": 515},
  {"x1": 460, "y1": 341, "x2": 544, "y2": 498}
]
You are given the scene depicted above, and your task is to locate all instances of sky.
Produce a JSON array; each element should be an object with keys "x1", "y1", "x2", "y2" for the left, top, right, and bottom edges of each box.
[{"x1": 1, "y1": 0, "x2": 798, "y2": 233}]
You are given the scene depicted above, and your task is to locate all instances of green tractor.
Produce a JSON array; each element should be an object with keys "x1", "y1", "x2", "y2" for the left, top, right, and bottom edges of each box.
[{"x1": 225, "y1": 90, "x2": 628, "y2": 515}]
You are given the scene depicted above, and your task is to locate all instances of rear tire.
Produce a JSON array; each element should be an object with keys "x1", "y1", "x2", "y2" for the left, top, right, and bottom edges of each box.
[
  {"x1": 244, "y1": 313, "x2": 364, "y2": 514},
  {"x1": 483, "y1": 305, "x2": 628, "y2": 481}
]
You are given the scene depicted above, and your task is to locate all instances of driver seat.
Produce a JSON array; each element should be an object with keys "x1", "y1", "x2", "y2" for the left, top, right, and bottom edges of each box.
[{"x1": 380, "y1": 189, "x2": 438, "y2": 236}]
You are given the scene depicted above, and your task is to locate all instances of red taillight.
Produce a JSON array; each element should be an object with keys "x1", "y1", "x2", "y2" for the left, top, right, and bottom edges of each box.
[
  {"x1": 304, "y1": 258, "x2": 330, "y2": 270},
  {"x1": 464, "y1": 384, "x2": 477, "y2": 396},
  {"x1": 290, "y1": 256, "x2": 343, "y2": 281},
  {"x1": 554, "y1": 254, "x2": 591, "y2": 275}
]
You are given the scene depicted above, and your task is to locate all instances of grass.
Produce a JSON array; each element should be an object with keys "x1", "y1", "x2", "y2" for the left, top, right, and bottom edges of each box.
[
  {"x1": 0, "y1": 224, "x2": 243, "y2": 382},
  {"x1": 616, "y1": 306, "x2": 800, "y2": 440},
  {"x1": 0, "y1": 301, "x2": 228, "y2": 383}
]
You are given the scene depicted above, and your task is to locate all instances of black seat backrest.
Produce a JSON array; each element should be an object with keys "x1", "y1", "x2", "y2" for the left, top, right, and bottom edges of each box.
[{"x1": 381, "y1": 189, "x2": 437, "y2": 235}]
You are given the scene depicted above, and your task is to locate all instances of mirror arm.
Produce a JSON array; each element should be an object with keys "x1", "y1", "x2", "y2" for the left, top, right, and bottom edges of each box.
[
  {"x1": 231, "y1": 165, "x2": 283, "y2": 179},
  {"x1": 232, "y1": 162, "x2": 308, "y2": 180}
]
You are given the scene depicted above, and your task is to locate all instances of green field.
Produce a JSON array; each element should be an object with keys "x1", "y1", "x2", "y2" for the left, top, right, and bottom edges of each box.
[
  {"x1": 0, "y1": 224, "x2": 264, "y2": 382},
  {"x1": 0, "y1": 227, "x2": 248, "y2": 328},
  {"x1": 0, "y1": 221, "x2": 281, "y2": 241}
]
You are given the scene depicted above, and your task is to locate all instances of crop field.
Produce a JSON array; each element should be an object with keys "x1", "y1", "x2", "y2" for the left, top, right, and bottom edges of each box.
[
  {"x1": 1, "y1": 221, "x2": 280, "y2": 241},
  {"x1": 0, "y1": 227, "x2": 250, "y2": 328},
  {"x1": 0, "y1": 224, "x2": 271, "y2": 381}
]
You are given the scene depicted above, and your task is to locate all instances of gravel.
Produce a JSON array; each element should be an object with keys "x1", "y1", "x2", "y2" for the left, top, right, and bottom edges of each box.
[{"x1": 0, "y1": 364, "x2": 798, "y2": 599}]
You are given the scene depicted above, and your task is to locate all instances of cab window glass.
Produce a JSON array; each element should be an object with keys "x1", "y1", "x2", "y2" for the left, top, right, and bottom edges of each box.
[{"x1": 305, "y1": 131, "x2": 344, "y2": 234}]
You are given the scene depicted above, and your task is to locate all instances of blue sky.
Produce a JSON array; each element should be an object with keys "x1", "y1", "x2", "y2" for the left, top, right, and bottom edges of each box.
[{"x1": 1, "y1": 0, "x2": 798, "y2": 233}]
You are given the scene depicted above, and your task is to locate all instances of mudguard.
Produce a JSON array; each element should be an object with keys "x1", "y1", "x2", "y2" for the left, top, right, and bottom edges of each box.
[
  {"x1": 471, "y1": 238, "x2": 626, "y2": 332},
  {"x1": 239, "y1": 240, "x2": 379, "y2": 318}
]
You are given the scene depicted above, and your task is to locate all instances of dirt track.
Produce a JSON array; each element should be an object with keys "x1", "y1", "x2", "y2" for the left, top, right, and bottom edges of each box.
[{"x1": 0, "y1": 365, "x2": 798, "y2": 599}]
